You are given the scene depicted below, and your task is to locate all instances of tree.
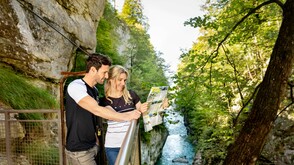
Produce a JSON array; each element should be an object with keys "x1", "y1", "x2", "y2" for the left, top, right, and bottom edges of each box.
[
  {"x1": 118, "y1": 0, "x2": 168, "y2": 100},
  {"x1": 224, "y1": 0, "x2": 294, "y2": 164},
  {"x1": 120, "y1": 0, "x2": 148, "y2": 28},
  {"x1": 178, "y1": 0, "x2": 293, "y2": 163}
]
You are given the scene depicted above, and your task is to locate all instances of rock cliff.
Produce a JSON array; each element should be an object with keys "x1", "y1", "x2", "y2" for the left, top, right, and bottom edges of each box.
[
  {"x1": 0, "y1": 0, "x2": 105, "y2": 81},
  {"x1": 141, "y1": 127, "x2": 168, "y2": 165}
]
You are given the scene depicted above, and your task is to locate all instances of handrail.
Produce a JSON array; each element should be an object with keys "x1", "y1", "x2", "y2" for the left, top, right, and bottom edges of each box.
[{"x1": 115, "y1": 119, "x2": 141, "y2": 165}]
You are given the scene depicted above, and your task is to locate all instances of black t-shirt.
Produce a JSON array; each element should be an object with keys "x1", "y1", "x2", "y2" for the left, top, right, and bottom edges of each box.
[
  {"x1": 100, "y1": 90, "x2": 140, "y2": 113},
  {"x1": 65, "y1": 79, "x2": 99, "y2": 152}
]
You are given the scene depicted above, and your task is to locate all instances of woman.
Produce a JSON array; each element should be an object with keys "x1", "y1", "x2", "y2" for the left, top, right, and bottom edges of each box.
[{"x1": 101, "y1": 65, "x2": 148, "y2": 165}]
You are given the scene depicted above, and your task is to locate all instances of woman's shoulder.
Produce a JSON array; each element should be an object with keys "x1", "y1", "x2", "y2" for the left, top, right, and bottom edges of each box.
[
  {"x1": 99, "y1": 96, "x2": 111, "y2": 106},
  {"x1": 128, "y1": 89, "x2": 135, "y2": 93},
  {"x1": 128, "y1": 90, "x2": 138, "y2": 96},
  {"x1": 128, "y1": 90, "x2": 140, "y2": 101}
]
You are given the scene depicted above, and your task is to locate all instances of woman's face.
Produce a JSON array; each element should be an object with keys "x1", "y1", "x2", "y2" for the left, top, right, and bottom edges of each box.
[{"x1": 114, "y1": 73, "x2": 127, "y2": 92}]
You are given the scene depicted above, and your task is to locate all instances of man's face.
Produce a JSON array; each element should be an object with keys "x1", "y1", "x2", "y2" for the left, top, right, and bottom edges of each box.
[{"x1": 95, "y1": 64, "x2": 110, "y2": 85}]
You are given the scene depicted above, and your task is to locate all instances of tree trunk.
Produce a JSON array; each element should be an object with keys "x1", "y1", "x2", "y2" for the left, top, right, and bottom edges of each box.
[{"x1": 224, "y1": 1, "x2": 294, "y2": 164}]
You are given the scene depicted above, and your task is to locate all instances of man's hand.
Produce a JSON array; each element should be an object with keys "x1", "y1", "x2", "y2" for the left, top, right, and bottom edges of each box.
[{"x1": 124, "y1": 110, "x2": 141, "y2": 120}]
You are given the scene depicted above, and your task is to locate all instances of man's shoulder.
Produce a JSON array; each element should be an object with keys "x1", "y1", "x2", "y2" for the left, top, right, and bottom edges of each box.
[
  {"x1": 68, "y1": 79, "x2": 84, "y2": 87},
  {"x1": 67, "y1": 79, "x2": 86, "y2": 92},
  {"x1": 67, "y1": 79, "x2": 88, "y2": 103},
  {"x1": 70, "y1": 79, "x2": 83, "y2": 84}
]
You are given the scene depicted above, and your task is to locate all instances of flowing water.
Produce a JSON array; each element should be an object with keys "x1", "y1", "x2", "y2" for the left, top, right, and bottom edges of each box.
[{"x1": 155, "y1": 108, "x2": 195, "y2": 165}]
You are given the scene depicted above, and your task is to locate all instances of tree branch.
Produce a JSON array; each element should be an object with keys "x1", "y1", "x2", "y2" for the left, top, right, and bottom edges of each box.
[
  {"x1": 233, "y1": 83, "x2": 261, "y2": 127},
  {"x1": 213, "y1": 0, "x2": 283, "y2": 57},
  {"x1": 221, "y1": 45, "x2": 245, "y2": 105},
  {"x1": 197, "y1": 0, "x2": 284, "y2": 91}
]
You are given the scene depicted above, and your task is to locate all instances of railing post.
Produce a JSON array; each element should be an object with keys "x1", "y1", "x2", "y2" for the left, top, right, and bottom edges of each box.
[
  {"x1": 57, "y1": 108, "x2": 64, "y2": 165},
  {"x1": 60, "y1": 76, "x2": 67, "y2": 165},
  {"x1": 4, "y1": 110, "x2": 12, "y2": 165}
]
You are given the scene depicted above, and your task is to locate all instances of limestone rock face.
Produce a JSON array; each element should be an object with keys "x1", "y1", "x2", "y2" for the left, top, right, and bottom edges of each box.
[
  {"x1": 0, "y1": 0, "x2": 105, "y2": 81},
  {"x1": 141, "y1": 127, "x2": 168, "y2": 165},
  {"x1": 261, "y1": 115, "x2": 294, "y2": 165}
]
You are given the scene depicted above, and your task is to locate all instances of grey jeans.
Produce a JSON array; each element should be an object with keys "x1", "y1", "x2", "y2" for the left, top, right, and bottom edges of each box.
[{"x1": 65, "y1": 145, "x2": 99, "y2": 165}]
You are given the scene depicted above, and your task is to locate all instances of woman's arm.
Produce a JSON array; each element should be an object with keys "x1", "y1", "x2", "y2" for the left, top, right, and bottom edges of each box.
[{"x1": 78, "y1": 95, "x2": 141, "y2": 121}]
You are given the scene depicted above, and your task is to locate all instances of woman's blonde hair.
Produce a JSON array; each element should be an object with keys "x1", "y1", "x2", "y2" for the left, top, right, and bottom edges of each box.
[{"x1": 105, "y1": 65, "x2": 132, "y2": 104}]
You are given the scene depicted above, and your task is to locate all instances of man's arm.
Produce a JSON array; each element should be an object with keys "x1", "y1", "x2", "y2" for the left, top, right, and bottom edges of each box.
[{"x1": 78, "y1": 95, "x2": 141, "y2": 121}]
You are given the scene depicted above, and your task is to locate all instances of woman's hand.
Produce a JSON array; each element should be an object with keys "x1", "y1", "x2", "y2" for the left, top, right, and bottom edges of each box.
[
  {"x1": 162, "y1": 98, "x2": 169, "y2": 109},
  {"x1": 139, "y1": 102, "x2": 149, "y2": 114}
]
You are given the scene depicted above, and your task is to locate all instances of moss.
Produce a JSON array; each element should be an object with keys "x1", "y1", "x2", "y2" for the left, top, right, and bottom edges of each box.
[{"x1": 139, "y1": 119, "x2": 168, "y2": 144}]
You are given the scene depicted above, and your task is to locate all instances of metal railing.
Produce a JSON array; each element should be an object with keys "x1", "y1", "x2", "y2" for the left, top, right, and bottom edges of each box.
[
  {"x1": 115, "y1": 119, "x2": 141, "y2": 165},
  {"x1": 0, "y1": 109, "x2": 141, "y2": 165},
  {"x1": 0, "y1": 109, "x2": 63, "y2": 165}
]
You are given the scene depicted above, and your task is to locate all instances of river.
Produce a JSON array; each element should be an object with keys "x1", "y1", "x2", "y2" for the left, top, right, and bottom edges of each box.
[{"x1": 155, "y1": 108, "x2": 195, "y2": 165}]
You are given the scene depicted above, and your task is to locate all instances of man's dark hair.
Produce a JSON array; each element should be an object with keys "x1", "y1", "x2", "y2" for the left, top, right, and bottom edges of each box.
[{"x1": 86, "y1": 53, "x2": 112, "y2": 72}]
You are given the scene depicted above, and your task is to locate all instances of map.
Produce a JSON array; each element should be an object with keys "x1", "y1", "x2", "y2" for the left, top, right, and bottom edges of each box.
[{"x1": 143, "y1": 86, "x2": 168, "y2": 132}]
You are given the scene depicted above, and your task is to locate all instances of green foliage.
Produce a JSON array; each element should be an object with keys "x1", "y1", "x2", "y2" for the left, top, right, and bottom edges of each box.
[
  {"x1": 23, "y1": 141, "x2": 59, "y2": 165},
  {"x1": 72, "y1": 51, "x2": 88, "y2": 72},
  {"x1": 0, "y1": 66, "x2": 58, "y2": 111},
  {"x1": 139, "y1": 118, "x2": 151, "y2": 143},
  {"x1": 184, "y1": 15, "x2": 215, "y2": 29},
  {"x1": 122, "y1": 26, "x2": 168, "y2": 100},
  {"x1": 175, "y1": 0, "x2": 282, "y2": 163},
  {"x1": 96, "y1": 3, "x2": 123, "y2": 65},
  {"x1": 120, "y1": 0, "x2": 148, "y2": 28},
  {"x1": 139, "y1": 118, "x2": 167, "y2": 144}
]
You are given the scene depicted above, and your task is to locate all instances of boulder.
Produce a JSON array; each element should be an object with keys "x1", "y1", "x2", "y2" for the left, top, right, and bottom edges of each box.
[{"x1": 172, "y1": 156, "x2": 189, "y2": 164}]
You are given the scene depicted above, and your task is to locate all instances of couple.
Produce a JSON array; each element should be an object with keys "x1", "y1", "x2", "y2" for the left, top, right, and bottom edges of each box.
[{"x1": 65, "y1": 53, "x2": 149, "y2": 165}]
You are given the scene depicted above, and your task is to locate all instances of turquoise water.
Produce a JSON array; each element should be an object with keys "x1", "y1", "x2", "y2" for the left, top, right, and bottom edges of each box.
[{"x1": 155, "y1": 108, "x2": 195, "y2": 165}]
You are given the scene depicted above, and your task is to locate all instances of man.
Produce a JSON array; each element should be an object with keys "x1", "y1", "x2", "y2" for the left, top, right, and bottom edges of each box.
[{"x1": 65, "y1": 53, "x2": 141, "y2": 165}]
